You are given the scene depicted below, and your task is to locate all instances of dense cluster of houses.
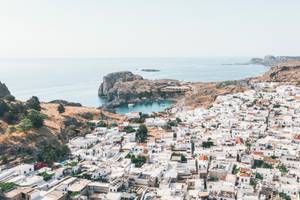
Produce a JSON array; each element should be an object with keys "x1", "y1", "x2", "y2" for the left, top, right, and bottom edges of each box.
[{"x1": 0, "y1": 82, "x2": 299, "y2": 200}]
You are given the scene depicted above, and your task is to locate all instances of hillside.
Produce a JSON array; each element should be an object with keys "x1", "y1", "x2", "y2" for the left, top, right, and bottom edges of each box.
[
  {"x1": 179, "y1": 61, "x2": 300, "y2": 109},
  {"x1": 0, "y1": 100, "x2": 125, "y2": 165}
]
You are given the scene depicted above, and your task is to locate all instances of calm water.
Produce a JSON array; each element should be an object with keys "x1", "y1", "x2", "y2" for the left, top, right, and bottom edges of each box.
[{"x1": 0, "y1": 57, "x2": 268, "y2": 113}]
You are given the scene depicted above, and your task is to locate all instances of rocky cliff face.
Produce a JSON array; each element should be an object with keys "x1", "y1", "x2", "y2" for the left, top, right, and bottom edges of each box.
[
  {"x1": 99, "y1": 71, "x2": 143, "y2": 97},
  {"x1": 98, "y1": 71, "x2": 187, "y2": 107},
  {"x1": 255, "y1": 61, "x2": 300, "y2": 83},
  {"x1": 249, "y1": 55, "x2": 300, "y2": 66},
  {"x1": 0, "y1": 82, "x2": 10, "y2": 98}
]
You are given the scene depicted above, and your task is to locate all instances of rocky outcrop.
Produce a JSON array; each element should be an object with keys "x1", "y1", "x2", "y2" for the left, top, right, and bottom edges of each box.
[
  {"x1": 99, "y1": 71, "x2": 143, "y2": 96},
  {"x1": 255, "y1": 61, "x2": 300, "y2": 83},
  {"x1": 249, "y1": 55, "x2": 300, "y2": 66},
  {"x1": 49, "y1": 99, "x2": 82, "y2": 107},
  {"x1": 0, "y1": 82, "x2": 10, "y2": 98},
  {"x1": 99, "y1": 71, "x2": 188, "y2": 107}
]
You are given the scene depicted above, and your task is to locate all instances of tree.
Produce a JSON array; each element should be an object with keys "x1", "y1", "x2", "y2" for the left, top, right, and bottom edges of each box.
[
  {"x1": 16, "y1": 118, "x2": 33, "y2": 132},
  {"x1": 136, "y1": 124, "x2": 148, "y2": 143},
  {"x1": 57, "y1": 104, "x2": 65, "y2": 113},
  {"x1": 180, "y1": 154, "x2": 187, "y2": 162},
  {"x1": 10, "y1": 102, "x2": 27, "y2": 117},
  {"x1": 97, "y1": 120, "x2": 107, "y2": 127},
  {"x1": 201, "y1": 140, "x2": 214, "y2": 148},
  {"x1": 27, "y1": 110, "x2": 47, "y2": 128},
  {"x1": 124, "y1": 125, "x2": 135, "y2": 133},
  {"x1": 26, "y1": 96, "x2": 41, "y2": 111},
  {"x1": 4, "y1": 94, "x2": 15, "y2": 102},
  {"x1": 38, "y1": 144, "x2": 70, "y2": 164},
  {"x1": 0, "y1": 100, "x2": 9, "y2": 117},
  {"x1": 3, "y1": 111, "x2": 16, "y2": 124}
]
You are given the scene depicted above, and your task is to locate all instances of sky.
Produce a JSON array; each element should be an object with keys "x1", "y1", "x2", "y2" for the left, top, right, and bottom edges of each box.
[{"x1": 0, "y1": 0, "x2": 299, "y2": 58}]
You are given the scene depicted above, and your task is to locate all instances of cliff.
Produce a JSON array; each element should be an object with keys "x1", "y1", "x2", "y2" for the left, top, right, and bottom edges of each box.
[
  {"x1": 255, "y1": 61, "x2": 300, "y2": 83},
  {"x1": 0, "y1": 82, "x2": 10, "y2": 98},
  {"x1": 249, "y1": 55, "x2": 300, "y2": 66},
  {"x1": 99, "y1": 71, "x2": 188, "y2": 107}
]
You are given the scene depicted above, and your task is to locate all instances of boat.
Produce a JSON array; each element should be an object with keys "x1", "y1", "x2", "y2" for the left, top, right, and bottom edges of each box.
[{"x1": 128, "y1": 103, "x2": 135, "y2": 108}]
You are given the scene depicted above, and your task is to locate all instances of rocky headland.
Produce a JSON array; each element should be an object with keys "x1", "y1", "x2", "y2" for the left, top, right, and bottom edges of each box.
[
  {"x1": 248, "y1": 55, "x2": 300, "y2": 66},
  {"x1": 99, "y1": 71, "x2": 190, "y2": 108}
]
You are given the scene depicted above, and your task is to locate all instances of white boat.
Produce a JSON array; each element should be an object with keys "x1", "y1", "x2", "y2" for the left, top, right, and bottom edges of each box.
[{"x1": 128, "y1": 103, "x2": 135, "y2": 108}]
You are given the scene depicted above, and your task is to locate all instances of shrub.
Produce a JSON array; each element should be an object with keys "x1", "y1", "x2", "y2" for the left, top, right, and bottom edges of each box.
[
  {"x1": 277, "y1": 164, "x2": 288, "y2": 173},
  {"x1": 279, "y1": 192, "x2": 291, "y2": 200},
  {"x1": 38, "y1": 172, "x2": 54, "y2": 181},
  {"x1": 108, "y1": 122, "x2": 118, "y2": 128},
  {"x1": 38, "y1": 144, "x2": 70, "y2": 164},
  {"x1": 124, "y1": 125, "x2": 135, "y2": 133},
  {"x1": 57, "y1": 104, "x2": 65, "y2": 113},
  {"x1": 136, "y1": 124, "x2": 148, "y2": 143},
  {"x1": 252, "y1": 160, "x2": 273, "y2": 169},
  {"x1": 0, "y1": 182, "x2": 17, "y2": 192},
  {"x1": 180, "y1": 154, "x2": 187, "y2": 162},
  {"x1": 126, "y1": 154, "x2": 146, "y2": 167},
  {"x1": 97, "y1": 120, "x2": 107, "y2": 127},
  {"x1": 3, "y1": 111, "x2": 16, "y2": 124},
  {"x1": 176, "y1": 117, "x2": 182, "y2": 123},
  {"x1": 27, "y1": 110, "x2": 47, "y2": 128},
  {"x1": 79, "y1": 112, "x2": 93, "y2": 120},
  {"x1": 10, "y1": 102, "x2": 27, "y2": 116},
  {"x1": 4, "y1": 95, "x2": 15, "y2": 101},
  {"x1": 255, "y1": 173, "x2": 263, "y2": 180},
  {"x1": 26, "y1": 96, "x2": 41, "y2": 111},
  {"x1": 0, "y1": 100, "x2": 9, "y2": 117},
  {"x1": 16, "y1": 118, "x2": 33, "y2": 132},
  {"x1": 201, "y1": 140, "x2": 214, "y2": 148}
]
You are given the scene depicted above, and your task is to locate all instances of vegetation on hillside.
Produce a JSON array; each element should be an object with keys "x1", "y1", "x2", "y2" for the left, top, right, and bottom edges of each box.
[{"x1": 136, "y1": 124, "x2": 148, "y2": 143}]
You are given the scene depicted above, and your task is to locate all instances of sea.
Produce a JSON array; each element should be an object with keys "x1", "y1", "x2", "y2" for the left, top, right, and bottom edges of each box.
[{"x1": 0, "y1": 57, "x2": 268, "y2": 114}]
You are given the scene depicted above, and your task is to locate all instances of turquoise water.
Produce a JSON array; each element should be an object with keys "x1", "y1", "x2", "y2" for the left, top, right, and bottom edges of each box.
[
  {"x1": 0, "y1": 57, "x2": 268, "y2": 113},
  {"x1": 115, "y1": 100, "x2": 173, "y2": 114}
]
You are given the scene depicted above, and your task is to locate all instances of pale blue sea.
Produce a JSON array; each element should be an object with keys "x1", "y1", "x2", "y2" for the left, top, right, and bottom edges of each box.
[{"x1": 0, "y1": 57, "x2": 268, "y2": 113}]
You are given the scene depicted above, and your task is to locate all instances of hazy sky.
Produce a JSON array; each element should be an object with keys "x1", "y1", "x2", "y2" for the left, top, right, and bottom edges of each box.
[{"x1": 0, "y1": 0, "x2": 299, "y2": 58}]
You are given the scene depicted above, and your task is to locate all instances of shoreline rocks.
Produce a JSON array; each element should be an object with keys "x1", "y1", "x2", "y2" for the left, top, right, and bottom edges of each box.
[
  {"x1": 249, "y1": 55, "x2": 300, "y2": 66},
  {"x1": 98, "y1": 71, "x2": 188, "y2": 108}
]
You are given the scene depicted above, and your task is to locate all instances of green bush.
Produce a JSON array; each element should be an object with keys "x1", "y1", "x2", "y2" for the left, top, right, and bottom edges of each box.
[
  {"x1": 201, "y1": 140, "x2": 214, "y2": 148},
  {"x1": 279, "y1": 192, "x2": 291, "y2": 200},
  {"x1": 38, "y1": 144, "x2": 70, "y2": 164},
  {"x1": 252, "y1": 160, "x2": 273, "y2": 169},
  {"x1": 57, "y1": 104, "x2": 65, "y2": 113},
  {"x1": 108, "y1": 122, "x2": 118, "y2": 128},
  {"x1": 124, "y1": 125, "x2": 135, "y2": 133},
  {"x1": 26, "y1": 96, "x2": 41, "y2": 111},
  {"x1": 17, "y1": 118, "x2": 33, "y2": 132},
  {"x1": 255, "y1": 173, "x2": 263, "y2": 180},
  {"x1": 38, "y1": 172, "x2": 54, "y2": 181},
  {"x1": 0, "y1": 100, "x2": 9, "y2": 117},
  {"x1": 4, "y1": 95, "x2": 15, "y2": 102},
  {"x1": 79, "y1": 112, "x2": 93, "y2": 120},
  {"x1": 277, "y1": 164, "x2": 288, "y2": 173},
  {"x1": 97, "y1": 120, "x2": 107, "y2": 127},
  {"x1": 0, "y1": 182, "x2": 17, "y2": 192},
  {"x1": 10, "y1": 102, "x2": 28, "y2": 116},
  {"x1": 3, "y1": 111, "x2": 16, "y2": 124},
  {"x1": 27, "y1": 110, "x2": 47, "y2": 128},
  {"x1": 136, "y1": 124, "x2": 148, "y2": 143}
]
